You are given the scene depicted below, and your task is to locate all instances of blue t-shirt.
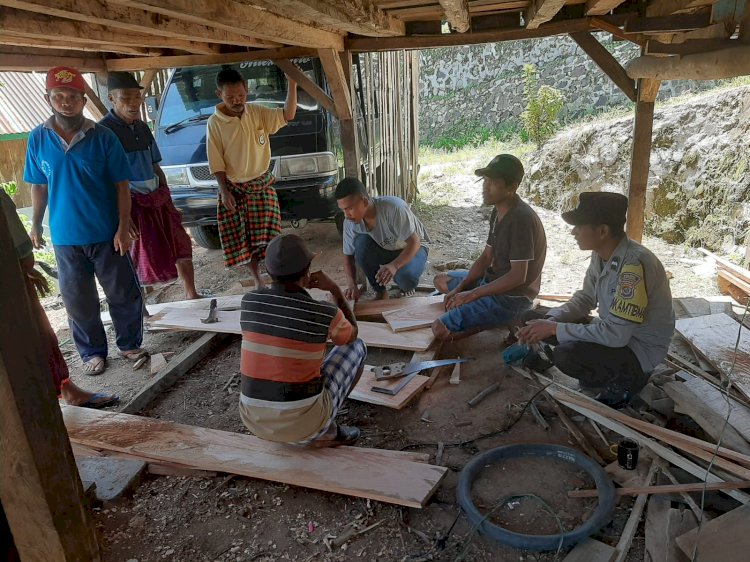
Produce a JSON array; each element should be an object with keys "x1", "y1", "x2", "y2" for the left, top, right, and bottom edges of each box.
[
  {"x1": 99, "y1": 110, "x2": 162, "y2": 194},
  {"x1": 23, "y1": 119, "x2": 131, "y2": 246}
]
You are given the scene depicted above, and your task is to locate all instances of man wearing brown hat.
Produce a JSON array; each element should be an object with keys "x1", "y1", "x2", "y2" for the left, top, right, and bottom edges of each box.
[
  {"x1": 517, "y1": 192, "x2": 675, "y2": 406},
  {"x1": 238, "y1": 234, "x2": 365, "y2": 447},
  {"x1": 432, "y1": 154, "x2": 547, "y2": 340},
  {"x1": 100, "y1": 71, "x2": 200, "y2": 300}
]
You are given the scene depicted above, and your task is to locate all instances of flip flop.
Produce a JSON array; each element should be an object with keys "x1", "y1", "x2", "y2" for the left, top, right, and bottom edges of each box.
[
  {"x1": 311, "y1": 425, "x2": 360, "y2": 448},
  {"x1": 119, "y1": 348, "x2": 148, "y2": 361},
  {"x1": 79, "y1": 393, "x2": 120, "y2": 410},
  {"x1": 82, "y1": 356, "x2": 106, "y2": 376}
]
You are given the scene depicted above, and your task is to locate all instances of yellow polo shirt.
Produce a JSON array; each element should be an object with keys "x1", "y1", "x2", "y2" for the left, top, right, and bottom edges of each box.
[{"x1": 206, "y1": 103, "x2": 286, "y2": 183}]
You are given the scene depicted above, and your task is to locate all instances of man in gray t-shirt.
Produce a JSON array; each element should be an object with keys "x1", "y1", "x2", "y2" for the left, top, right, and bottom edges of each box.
[{"x1": 336, "y1": 178, "x2": 429, "y2": 300}]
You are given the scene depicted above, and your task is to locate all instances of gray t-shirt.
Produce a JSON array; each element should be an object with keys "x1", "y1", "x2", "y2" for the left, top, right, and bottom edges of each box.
[{"x1": 342, "y1": 196, "x2": 429, "y2": 255}]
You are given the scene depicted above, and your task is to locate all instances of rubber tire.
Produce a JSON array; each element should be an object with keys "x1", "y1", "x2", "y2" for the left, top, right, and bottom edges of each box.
[
  {"x1": 189, "y1": 225, "x2": 222, "y2": 250},
  {"x1": 456, "y1": 444, "x2": 616, "y2": 552}
]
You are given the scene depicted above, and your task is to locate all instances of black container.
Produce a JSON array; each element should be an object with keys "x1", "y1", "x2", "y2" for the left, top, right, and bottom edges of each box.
[{"x1": 617, "y1": 438, "x2": 639, "y2": 470}]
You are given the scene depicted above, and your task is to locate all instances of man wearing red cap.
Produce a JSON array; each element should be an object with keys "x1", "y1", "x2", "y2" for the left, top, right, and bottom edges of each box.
[{"x1": 24, "y1": 66, "x2": 146, "y2": 376}]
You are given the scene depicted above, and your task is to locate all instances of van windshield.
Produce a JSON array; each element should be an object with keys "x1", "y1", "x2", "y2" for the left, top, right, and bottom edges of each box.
[{"x1": 159, "y1": 59, "x2": 319, "y2": 129}]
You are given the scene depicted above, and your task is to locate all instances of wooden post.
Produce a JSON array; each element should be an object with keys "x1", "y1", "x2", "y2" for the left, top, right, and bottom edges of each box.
[
  {"x1": 626, "y1": 78, "x2": 660, "y2": 242},
  {"x1": 0, "y1": 213, "x2": 99, "y2": 560},
  {"x1": 83, "y1": 80, "x2": 106, "y2": 120}
]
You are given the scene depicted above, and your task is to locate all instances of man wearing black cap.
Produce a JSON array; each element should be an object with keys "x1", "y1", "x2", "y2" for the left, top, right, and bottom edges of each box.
[
  {"x1": 238, "y1": 234, "x2": 366, "y2": 447},
  {"x1": 517, "y1": 192, "x2": 675, "y2": 406},
  {"x1": 100, "y1": 71, "x2": 201, "y2": 300},
  {"x1": 432, "y1": 154, "x2": 547, "y2": 341}
]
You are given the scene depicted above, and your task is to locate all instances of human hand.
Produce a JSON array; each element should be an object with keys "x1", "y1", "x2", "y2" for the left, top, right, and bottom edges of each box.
[
  {"x1": 445, "y1": 290, "x2": 477, "y2": 310},
  {"x1": 30, "y1": 223, "x2": 45, "y2": 249},
  {"x1": 375, "y1": 263, "x2": 398, "y2": 286},
  {"x1": 308, "y1": 270, "x2": 339, "y2": 293},
  {"x1": 219, "y1": 188, "x2": 236, "y2": 212},
  {"x1": 129, "y1": 220, "x2": 140, "y2": 240},
  {"x1": 27, "y1": 268, "x2": 50, "y2": 297},
  {"x1": 344, "y1": 284, "x2": 361, "y2": 301},
  {"x1": 113, "y1": 227, "x2": 132, "y2": 256},
  {"x1": 516, "y1": 319, "x2": 558, "y2": 346}
]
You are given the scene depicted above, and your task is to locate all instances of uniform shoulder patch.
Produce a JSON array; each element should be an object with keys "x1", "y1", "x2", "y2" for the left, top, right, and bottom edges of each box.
[{"x1": 610, "y1": 262, "x2": 648, "y2": 324}]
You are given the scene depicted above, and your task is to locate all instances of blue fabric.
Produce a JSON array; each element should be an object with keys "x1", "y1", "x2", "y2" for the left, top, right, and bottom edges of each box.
[
  {"x1": 24, "y1": 123, "x2": 131, "y2": 245},
  {"x1": 99, "y1": 111, "x2": 162, "y2": 194},
  {"x1": 300, "y1": 338, "x2": 367, "y2": 444},
  {"x1": 55, "y1": 242, "x2": 144, "y2": 361},
  {"x1": 437, "y1": 270, "x2": 532, "y2": 333},
  {"x1": 352, "y1": 234, "x2": 428, "y2": 294}
]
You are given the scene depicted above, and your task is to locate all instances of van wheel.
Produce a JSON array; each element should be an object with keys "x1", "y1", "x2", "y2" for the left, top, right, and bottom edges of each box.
[
  {"x1": 335, "y1": 211, "x2": 345, "y2": 238},
  {"x1": 190, "y1": 225, "x2": 222, "y2": 250}
]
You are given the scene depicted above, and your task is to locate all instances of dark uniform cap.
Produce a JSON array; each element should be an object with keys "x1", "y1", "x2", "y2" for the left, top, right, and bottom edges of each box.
[
  {"x1": 265, "y1": 234, "x2": 315, "y2": 277},
  {"x1": 474, "y1": 154, "x2": 525, "y2": 184},
  {"x1": 562, "y1": 192, "x2": 629, "y2": 227},
  {"x1": 107, "y1": 72, "x2": 143, "y2": 90}
]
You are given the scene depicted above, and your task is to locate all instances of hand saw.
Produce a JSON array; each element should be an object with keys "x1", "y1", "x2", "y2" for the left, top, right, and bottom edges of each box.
[{"x1": 371, "y1": 358, "x2": 473, "y2": 381}]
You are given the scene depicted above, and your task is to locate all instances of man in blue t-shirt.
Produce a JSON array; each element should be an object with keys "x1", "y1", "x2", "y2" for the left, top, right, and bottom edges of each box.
[{"x1": 24, "y1": 66, "x2": 145, "y2": 376}]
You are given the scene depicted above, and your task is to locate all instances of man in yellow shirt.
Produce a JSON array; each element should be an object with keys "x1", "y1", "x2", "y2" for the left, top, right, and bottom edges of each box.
[{"x1": 206, "y1": 68, "x2": 297, "y2": 288}]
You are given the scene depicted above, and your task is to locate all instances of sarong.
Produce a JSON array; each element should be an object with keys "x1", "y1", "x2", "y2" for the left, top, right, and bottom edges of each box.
[
  {"x1": 26, "y1": 278, "x2": 69, "y2": 395},
  {"x1": 130, "y1": 184, "x2": 193, "y2": 285},
  {"x1": 217, "y1": 172, "x2": 281, "y2": 267}
]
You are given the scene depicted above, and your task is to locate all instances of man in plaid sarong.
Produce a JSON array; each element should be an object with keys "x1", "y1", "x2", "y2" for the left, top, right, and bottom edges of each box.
[{"x1": 206, "y1": 68, "x2": 298, "y2": 288}]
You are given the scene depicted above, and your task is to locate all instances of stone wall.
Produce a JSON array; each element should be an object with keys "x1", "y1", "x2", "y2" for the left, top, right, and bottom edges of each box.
[{"x1": 419, "y1": 34, "x2": 720, "y2": 142}]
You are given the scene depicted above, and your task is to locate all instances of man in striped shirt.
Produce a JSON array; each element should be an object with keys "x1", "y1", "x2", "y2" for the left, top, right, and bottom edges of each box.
[{"x1": 239, "y1": 234, "x2": 366, "y2": 446}]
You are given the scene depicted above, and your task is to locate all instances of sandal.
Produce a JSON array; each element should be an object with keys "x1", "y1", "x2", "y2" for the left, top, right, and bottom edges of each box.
[
  {"x1": 78, "y1": 392, "x2": 120, "y2": 409},
  {"x1": 311, "y1": 424, "x2": 360, "y2": 448},
  {"x1": 119, "y1": 348, "x2": 148, "y2": 361},
  {"x1": 82, "y1": 356, "x2": 106, "y2": 376},
  {"x1": 400, "y1": 289, "x2": 416, "y2": 297}
]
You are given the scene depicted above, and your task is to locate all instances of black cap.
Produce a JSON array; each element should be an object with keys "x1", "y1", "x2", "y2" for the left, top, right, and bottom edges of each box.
[
  {"x1": 562, "y1": 192, "x2": 628, "y2": 227},
  {"x1": 475, "y1": 154, "x2": 525, "y2": 185},
  {"x1": 107, "y1": 72, "x2": 143, "y2": 91},
  {"x1": 265, "y1": 234, "x2": 315, "y2": 277}
]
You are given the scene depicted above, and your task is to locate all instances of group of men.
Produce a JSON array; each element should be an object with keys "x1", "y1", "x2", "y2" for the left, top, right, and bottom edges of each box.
[{"x1": 13, "y1": 64, "x2": 674, "y2": 449}]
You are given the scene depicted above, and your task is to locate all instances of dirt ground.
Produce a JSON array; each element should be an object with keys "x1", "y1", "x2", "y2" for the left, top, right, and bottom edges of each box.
[{"x1": 42, "y1": 169, "x2": 723, "y2": 561}]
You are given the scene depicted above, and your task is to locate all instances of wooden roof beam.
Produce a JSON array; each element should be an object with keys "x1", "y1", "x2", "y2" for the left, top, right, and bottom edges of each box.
[
  {"x1": 627, "y1": 45, "x2": 750, "y2": 79},
  {"x1": 624, "y1": 12, "x2": 713, "y2": 33},
  {"x1": 272, "y1": 58, "x2": 338, "y2": 118},
  {"x1": 318, "y1": 48, "x2": 352, "y2": 121},
  {"x1": 0, "y1": 8, "x2": 220, "y2": 54},
  {"x1": 0, "y1": 0, "x2": 279, "y2": 49},
  {"x1": 0, "y1": 33, "x2": 161, "y2": 56},
  {"x1": 585, "y1": 0, "x2": 628, "y2": 16},
  {"x1": 0, "y1": 47, "x2": 106, "y2": 72},
  {"x1": 570, "y1": 31, "x2": 636, "y2": 101},
  {"x1": 591, "y1": 16, "x2": 647, "y2": 45},
  {"x1": 439, "y1": 0, "x2": 471, "y2": 32},
  {"x1": 108, "y1": 0, "x2": 344, "y2": 50},
  {"x1": 525, "y1": 0, "x2": 568, "y2": 30}
]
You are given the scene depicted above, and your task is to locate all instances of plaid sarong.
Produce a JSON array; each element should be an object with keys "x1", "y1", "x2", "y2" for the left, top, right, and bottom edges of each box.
[
  {"x1": 218, "y1": 172, "x2": 281, "y2": 268},
  {"x1": 299, "y1": 338, "x2": 367, "y2": 444}
]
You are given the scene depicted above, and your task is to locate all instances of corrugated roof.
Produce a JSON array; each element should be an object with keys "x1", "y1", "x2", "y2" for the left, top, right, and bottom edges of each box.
[{"x1": 0, "y1": 72, "x2": 96, "y2": 135}]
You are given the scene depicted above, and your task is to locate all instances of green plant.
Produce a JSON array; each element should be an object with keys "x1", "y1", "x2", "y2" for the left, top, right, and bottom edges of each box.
[
  {"x1": 1, "y1": 180, "x2": 17, "y2": 197},
  {"x1": 520, "y1": 64, "x2": 564, "y2": 149}
]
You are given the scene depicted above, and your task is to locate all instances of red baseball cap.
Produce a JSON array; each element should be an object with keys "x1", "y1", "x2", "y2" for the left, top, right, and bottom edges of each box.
[{"x1": 46, "y1": 66, "x2": 86, "y2": 93}]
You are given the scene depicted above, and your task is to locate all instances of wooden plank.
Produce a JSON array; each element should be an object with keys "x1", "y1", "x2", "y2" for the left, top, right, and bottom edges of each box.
[
  {"x1": 626, "y1": 86, "x2": 657, "y2": 242},
  {"x1": 148, "y1": 307, "x2": 435, "y2": 351},
  {"x1": 121, "y1": 333, "x2": 230, "y2": 414},
  {"x1": 585, "y1": 0, "x2": 627, "y2": 16},
  {"x1": 627, "y1": 45, "x2": 750, "y2": 80},
  {"x1": 318, "y1": 48, "x2": 352, "y2": 121},
  {"x1": 439, "y1": 0, "x2": 471, "y2": 32},
  {"x1": 273, "y1": 58, "x2": 338, "y2": 118},
  {"x1": 680, "y1": 374, "x2": 750, "y2": 442},
  {"x1": 350, "y1": 369, "x2": 429, "y2": 409},
  {"x1": 625, "y1": 13, "x2": 713, "y2": 33},
  {"x1": 82, "y1": 81, "x2": 106, "y2": 120},
  {"x1": 675, "y1": 503, "x2": 750, "y2": 561},
  {"x1": 646, "y1": 38, "x2": 735, "y2": 56},
  {"x1": 62, "y1": 406, "x2": 448, "y2": 508},
  {"x1": 0, "y1": 51, "x2": 106, "y2": 72},
  {"x1": 610, "y1": 462, "x2": 658, "y2": 562},
  {"x1": 676, "y1": 313, "x2": 750, "y2": 402},
  {"x1": 570, "y1": 479, "x2": 750, "y2": 498},
  {"x1": 718, "y1": 268, "x2": 750, "y2": 297},
  {"x1": 372, "y1": 372, "x2": 419, "y2": 396},
  {"x1": 0, "y1": 206, "x2": 99, "y2": 559},
  {"x1": 562, "y1": 538, "x2": 614, "y2": 562},
  {"x1": 383, "y1": 301, "x2": 444, "y2": 332},
  {"x1": 354, "y1": 295, "x2": 444, "y2": 320},
  {"x1": 663, "y1": 380, "x2": 750, "y2": 455},
  {"x1": 569, "y1": 31, "x2": 637, "y2": 101},
  {"x1": 0, "y1": 33, "x2": 159, "y2": 56},
  {"x1": 526, "y1": 0, "x2": 568, "y2": 30},
  {"x1": 645, "y1": 496, "x2": 698, "y2": 562}
]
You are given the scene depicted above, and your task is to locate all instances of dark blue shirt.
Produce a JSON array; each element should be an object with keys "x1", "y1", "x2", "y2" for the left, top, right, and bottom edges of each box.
[
  {"x1": 23, "y1": 118, "x2": 131, "y2": 246},
  {"x1": 99, "y1": 110, "x2": 162, "y2": 194}
]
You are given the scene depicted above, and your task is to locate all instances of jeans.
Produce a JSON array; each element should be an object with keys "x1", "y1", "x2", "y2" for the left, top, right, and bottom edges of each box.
[
  {"x1": 352, "y1": 234, "x2": 428, "y2": 294},
  {"x1": 55, "y1": 242, "x2": 144, "y2": 361}
]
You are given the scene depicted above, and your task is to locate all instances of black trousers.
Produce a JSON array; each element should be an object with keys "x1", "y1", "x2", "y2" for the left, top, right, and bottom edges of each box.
[{"x1": 520, "y1": 308, "x2": 648, "y2": 396}]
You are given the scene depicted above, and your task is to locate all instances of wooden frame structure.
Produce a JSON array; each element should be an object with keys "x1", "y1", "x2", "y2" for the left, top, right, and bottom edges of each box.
[{"x1": 2, "y1": 0, "x2": 750, "y2": 557}]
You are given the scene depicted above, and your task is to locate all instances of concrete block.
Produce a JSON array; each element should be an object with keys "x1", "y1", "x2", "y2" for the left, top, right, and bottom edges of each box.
[{"x1": 76, "y1": 457, "x2": 146, "y2": 502}]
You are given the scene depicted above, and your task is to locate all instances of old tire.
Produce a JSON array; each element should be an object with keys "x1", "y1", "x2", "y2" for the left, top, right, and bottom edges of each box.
[
  {"x1": 190, "y1": 225, "x2": 222, "y2": 250},
  {"x1": 456, "y1": 444, "x2": 615, "y2": 551}
]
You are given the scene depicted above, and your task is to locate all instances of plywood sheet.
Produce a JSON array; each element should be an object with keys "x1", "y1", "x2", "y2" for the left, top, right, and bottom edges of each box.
[
  {"x1": 62, "y1": 406, "x2": 447, "y2": 508},
  {"x1": 383, "y1": 301, "x2": 445, "y2": 332},
  {"x1": 675, "y1": 503, "x2": 750, "y2": 562},
  {"x1": 681, "y1": 373, "x2": 750, "y2": 442},
  {"x1": 349, "y1": 368, "x2": 429, "y2": 409},
  {"x1": 148, "y1": 307, "x2": 434, "y2": 351},
  {"x1": 675, "y1": 313, "x2": 750, "y2": 401},
  {"x1": 354, "y1": 295, "x2": 444, "y2": 320}
]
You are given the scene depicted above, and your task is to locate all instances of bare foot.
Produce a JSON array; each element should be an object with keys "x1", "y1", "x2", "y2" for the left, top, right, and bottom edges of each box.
[
  {"x1": 185, "y1": 291, "x2": 203, "y2": 300},
  {"x1": 61, "y1": 381, "x2": 119, "y2": 408}
]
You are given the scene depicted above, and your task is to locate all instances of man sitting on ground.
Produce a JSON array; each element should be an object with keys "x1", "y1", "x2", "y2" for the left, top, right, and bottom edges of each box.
[
  {"x1": 336, "y1": 177, "x2": 429, "y2": 301},
  {"x1": 517, "y1": 192, "x2": 675, "y2": 407},
  {"x1": 432, "y1": 154, "x2": 547, "y2": 341},
  {"x1": 238, "y1": 234, "x2": 366, "y2": 447}
]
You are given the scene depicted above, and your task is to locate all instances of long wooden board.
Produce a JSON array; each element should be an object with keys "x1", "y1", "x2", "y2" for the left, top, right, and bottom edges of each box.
[
  {"x1": 382, "y1": 301, "x2": 445, "y2": 332},
  {"x1": 148, "y1": 307, "x2": 434, "y2": 351},
  {"x1": 675, "y1": 313, "x2": 750, "y2": 401},
  {"x1": 62, "y1": 407, "x2": 447, "y2": 508},
  {"x1": 675, "y1": 503, "x2": 750, "y2": 562},
  {"x1": 353, "y1": 295, "x2": 444, "y2": 320},
  {"x1": 349, "y1": 368, "x2": 429, "y2": 409},
  {"x1": 679, "y1": 372, "x2": 750, "y2": 443}
]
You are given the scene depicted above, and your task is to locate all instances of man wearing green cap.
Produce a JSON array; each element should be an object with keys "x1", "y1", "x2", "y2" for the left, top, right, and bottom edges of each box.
[{"x1": 517, "y1": 192, "x2": 675, "y2": 406}]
